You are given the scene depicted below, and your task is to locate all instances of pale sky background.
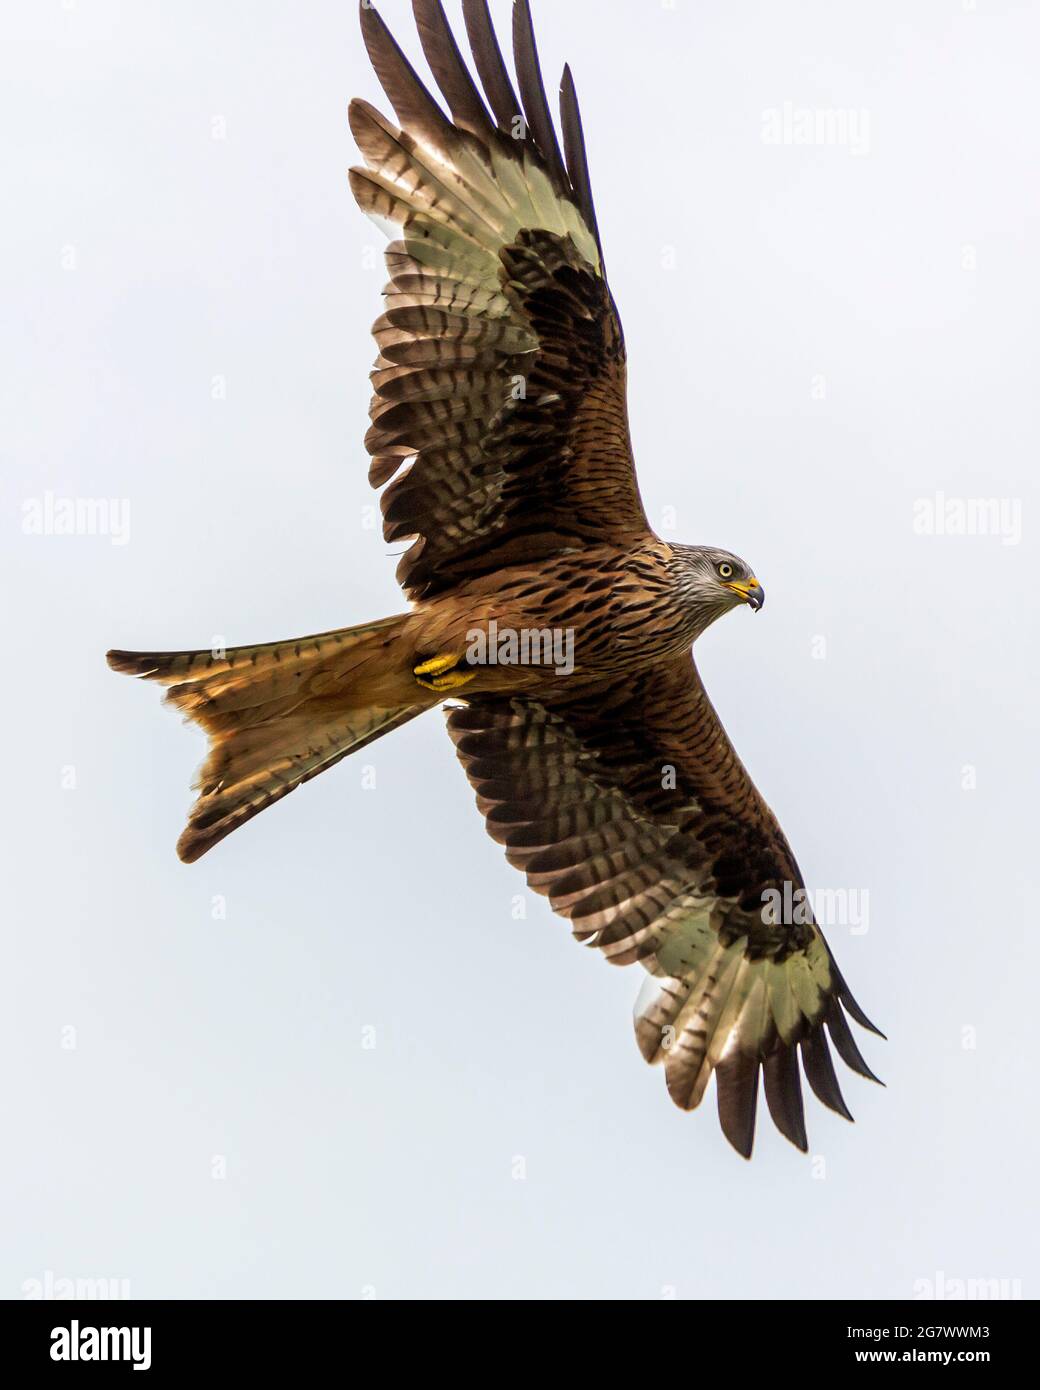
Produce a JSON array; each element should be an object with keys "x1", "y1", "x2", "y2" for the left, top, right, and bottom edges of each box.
[{"x1": 2, "y1": 0, "x2": 1038, "y2": 1299}]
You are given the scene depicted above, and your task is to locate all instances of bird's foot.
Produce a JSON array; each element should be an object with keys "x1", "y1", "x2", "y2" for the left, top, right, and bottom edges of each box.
[{"x1": 413, "y1": 652, "x2": 476, "y2": 693}]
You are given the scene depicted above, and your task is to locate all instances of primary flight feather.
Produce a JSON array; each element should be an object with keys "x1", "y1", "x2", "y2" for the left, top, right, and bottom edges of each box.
[{"x1": 108, "y1": 0, "x2": 882, "y2": 1158}]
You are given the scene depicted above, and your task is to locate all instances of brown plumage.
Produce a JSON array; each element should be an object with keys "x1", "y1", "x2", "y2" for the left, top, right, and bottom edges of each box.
[{"x1": 107, "y1": 0, "x2": 882, "y2": 1157}]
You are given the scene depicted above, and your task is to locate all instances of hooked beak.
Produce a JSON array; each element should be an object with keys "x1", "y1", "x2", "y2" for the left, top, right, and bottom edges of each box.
[{"x1": 723, "y1": 577, "x2": 765, "y2": 611}]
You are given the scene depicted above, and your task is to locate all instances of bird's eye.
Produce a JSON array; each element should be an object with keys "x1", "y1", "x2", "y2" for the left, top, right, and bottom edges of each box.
[{"x1": 718, "y1": 563, "x2": 734, "y2": 579}]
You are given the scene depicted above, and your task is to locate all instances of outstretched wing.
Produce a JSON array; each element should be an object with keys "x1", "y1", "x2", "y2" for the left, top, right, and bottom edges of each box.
[
  {"x1": 448, "y1": 658, "x2": 883, "y2": 1158},
  {"x1": 350, "y1": 0, "x2": 649, "y2": 601}
]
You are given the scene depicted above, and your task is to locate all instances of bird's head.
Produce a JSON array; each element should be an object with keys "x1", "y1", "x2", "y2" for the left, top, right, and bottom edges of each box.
[{"x1": 672, "y1": 545, "x2": 764, "y2": 632}]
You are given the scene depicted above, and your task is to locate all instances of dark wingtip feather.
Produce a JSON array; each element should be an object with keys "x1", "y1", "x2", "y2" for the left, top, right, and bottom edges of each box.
[
  {"x1": 800, "y1": 1029, "x2": 854, "y2": 1122},
  {"x1": 358, "y1": 0, "x2": 454, "y2": 154},
  {"x1": 716, "y1": 1053, "x2": 760, "y2": 1159},
  {"x1": 826, "y1": 999, "x2": 885, "y2": 1086},
  {"x1": 559, "y1": 63, "x2": 603, "y2": 264},
  {"x1": 822, "y1": 941, "x2": 886, "y2": 1038},
  {"x1": 462, "y1": 0, "x2": 523, "y2": 133},
  {"x1": 511, "y1": 0, "x2": 569, "y2": 191},
  {"x1": 763, "y1": 1046, "x2": 808, "y2": 1152},
  {"x1": 840, "y1": 987, "x2": 887, "y2": 1039},
  {"x1": 412, "y1": 0, "x2": 496, "y2": 140}
]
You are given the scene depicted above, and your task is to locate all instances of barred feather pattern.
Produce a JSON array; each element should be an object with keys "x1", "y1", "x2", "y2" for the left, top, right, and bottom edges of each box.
[
  {"x1": 350, "y1": 0, "x2": 649, "y2": 601},
  {"x1": 447, "y1": 658, "x2": 883, "y2": 1158},
  {"x1": 102, "y1": 1, "x2": 884, "y2": 1159},
  {"x1": 108, "y1": 618, "x2": 426, "y2": 863}
]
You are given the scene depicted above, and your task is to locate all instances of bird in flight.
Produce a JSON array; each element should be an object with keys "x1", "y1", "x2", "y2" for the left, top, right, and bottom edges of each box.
[{"x1": 108, "y1": 0, "x2": 882, "y2": 1157}]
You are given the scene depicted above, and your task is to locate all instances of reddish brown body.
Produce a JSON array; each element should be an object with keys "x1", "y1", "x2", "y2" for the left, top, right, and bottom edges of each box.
[{"x1": 107, "y1": 0, "x2": 882, "y2": 1159}]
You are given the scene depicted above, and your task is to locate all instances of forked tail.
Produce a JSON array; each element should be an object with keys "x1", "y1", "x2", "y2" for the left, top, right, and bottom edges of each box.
[{"x1": 107, "y1": 615, "x2": 427, "y2": 862}]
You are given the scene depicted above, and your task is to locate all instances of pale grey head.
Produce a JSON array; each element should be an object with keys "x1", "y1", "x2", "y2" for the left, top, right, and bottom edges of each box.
[{"x1": 669, "y1": 544, "x2": 764, "y2": 639}]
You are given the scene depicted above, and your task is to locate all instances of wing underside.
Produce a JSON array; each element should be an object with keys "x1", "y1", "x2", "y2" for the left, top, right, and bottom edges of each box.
[
  {"x1": 351, "y1": 0, "x2": 648, "y2": 600},
  {"x1": 447, "y1": 660, "x2": 883, "y2": 1157}
]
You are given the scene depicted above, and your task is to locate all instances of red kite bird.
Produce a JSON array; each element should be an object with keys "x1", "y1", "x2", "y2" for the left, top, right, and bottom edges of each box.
[{"x1": 108, "y1": 0, "x2": 882, "y2": 1157}]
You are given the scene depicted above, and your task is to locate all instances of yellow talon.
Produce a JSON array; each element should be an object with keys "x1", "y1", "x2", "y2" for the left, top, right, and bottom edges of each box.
[
  {"x1": 413, "y1": 652, "x2": 476, "y2": 693},
  {"x1": 414, "y1": 652, "x2": 462, "y2": 678},
  {"x1": 416, "y1": 670, "x2": 477, "y2": 693}
]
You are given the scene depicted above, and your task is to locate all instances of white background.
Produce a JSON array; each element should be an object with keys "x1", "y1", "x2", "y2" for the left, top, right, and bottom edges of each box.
[{"x1": 2, "y1": 0, "x2": 1037, "y2": 1298}]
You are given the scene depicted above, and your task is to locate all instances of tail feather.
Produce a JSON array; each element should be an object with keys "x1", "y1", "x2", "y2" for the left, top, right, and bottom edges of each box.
[
  {"x1": 107, "y1": 618, "x2": 398, "y2": 685},
  {"x1": 176, "y1": 703, "x2": 420, "y2": 864},
  {"x1": 107, "y1": 616, "x2": 427, "y2": 862}
]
